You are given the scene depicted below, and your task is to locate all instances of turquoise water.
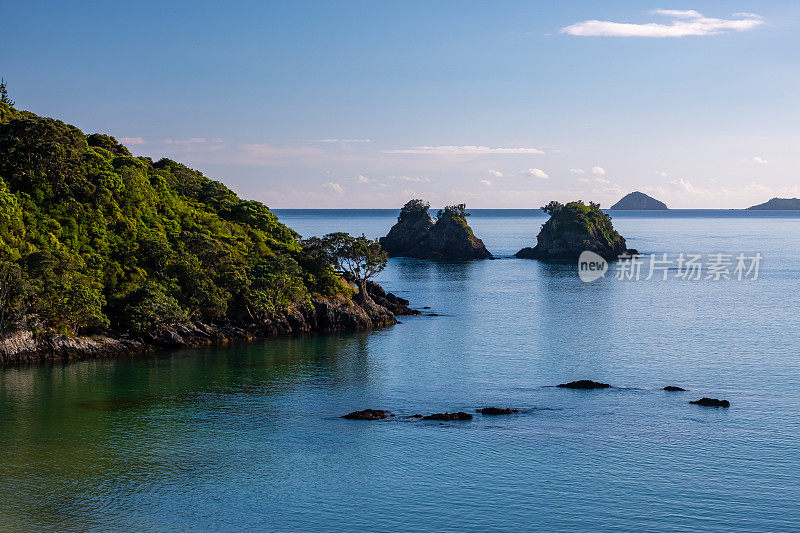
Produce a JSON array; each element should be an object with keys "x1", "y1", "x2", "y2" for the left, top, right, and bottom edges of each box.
[{"x1": 2, "y1": 210, "x2": 800, "y2": 531}]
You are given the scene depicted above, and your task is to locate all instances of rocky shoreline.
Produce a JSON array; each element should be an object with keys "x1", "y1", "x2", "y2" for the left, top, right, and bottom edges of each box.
[{"x1": 0, "y1": 282, "x2": 418, "y2": 367}]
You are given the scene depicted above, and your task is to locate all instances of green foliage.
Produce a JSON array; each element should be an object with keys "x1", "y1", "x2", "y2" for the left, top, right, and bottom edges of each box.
[
  {"x1": 437, "y1": 204, "x2": 469, "y2": 221},
  {"x1": 304, "y1": 233, "x2": 387, "y2": 303},
  {"x1": 0, "y1": 109, "x2": 344, "y2": 336},
  {"x1": 0, "y1": 261, "x2": 25, "y2": 333},
  {"x1": 0, "y1": 78, "x2": 13, "y2": 107},
  {"x1": 543, "y1": 200, "x2": 620, "y2": 243},
  {"x1": 399, "y1": 198, "x2": 430, "y2": 220}
]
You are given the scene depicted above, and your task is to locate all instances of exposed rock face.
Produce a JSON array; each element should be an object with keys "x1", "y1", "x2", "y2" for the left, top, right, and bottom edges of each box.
[
  {"x1": 477, "y1": 407, "x2": 522, "y2": 415},
  {"x1": 0, "y1": 283, "x2": 417, "y2": 366},
  {"x1": 422, "y1": 412, "x2": 473, "y2": 421},
  {"x1": 663, "y1": 386, "x2": 687, "y2": 392},
  {"x1": 747, "y1": 197, "x2": 800, "y2": 210},
  {"x1": 557, "y1": 380, "x2": 612, "y2": 389},
  {"x1": 690, "y1": 397, "x2": 730, "y2": 407},
  {"x1": 379, "y1": 200, "x2": 493, "y2": 260},
  {"x1": 516, "y1": 201, "x2": 633, "y2": 261},
  {"x1": 342, "y1": 409, "x2": 391, "y2": 420},
  {"x1": 611, "y1": 191, "x2": 668, "y2": 210}
]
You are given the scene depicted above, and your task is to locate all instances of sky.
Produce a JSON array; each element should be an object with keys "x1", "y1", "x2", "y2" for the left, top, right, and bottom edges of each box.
[{"x1": 2, "y1": 0, "x2": 800, "y2": 208}]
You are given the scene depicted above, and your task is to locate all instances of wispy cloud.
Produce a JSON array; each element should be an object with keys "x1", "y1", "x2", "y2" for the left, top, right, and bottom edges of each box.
[
  {"x1": 323, "y1": 182, "x2": 344, "y2": 194},
  {"x1": 569, "y1": 168, "x2": 585, "y2": 174},
  {"x1": 119, "y1": 136, "x2": 145, "y2": 145},
  {"x1": 753, "y1": 156, "x2": 768, "y2": 165},
  {"x1": 592, "y1": 166, "x2": 606, "y2": 176},
  {"x1": 480, "y1": 179, "x2": 493, "y2": 187},
  {"x1": 595, "y1": 177, "x2": 611, "y2": 184},
  {"x1": 488, "y1": 169, "x2": 503, "y2": 178},
  {"x1": 524, "y1": 168, "x2": 550, "y2": 179},
  {"x1": 318, "y1": 138, "x2": 372, "y2": 143},
  {"x1": 357, "y1": 174, "x2": 371, "y2": 183},
  {"x1": 561, "y1": 9, "x2": 764, "y2": 38},
  {"x1": 383, "y1": 145, "x2": 544, "y2": 155},
  {"x1": 390, "y1": 175, "x2": 431, "y2": 183}
]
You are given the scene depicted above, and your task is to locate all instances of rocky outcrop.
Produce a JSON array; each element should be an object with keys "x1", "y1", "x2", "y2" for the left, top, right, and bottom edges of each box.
[
  {"x1": 0, "y1": 283, "x2": 417, "y2": 366},
  {"x1": 477, "y1": 407, "x2": 522, "y2": 415},
  {"x1": 342, "y1": 409, "x2": 392, "y2": 420},
  {"x1": 422, "y1": 412, "x2": 473, "y2": 421},
  {"x1": 557, "y1": 380, "x2": 612, "y2": 389},
  {"x1": 690, "y1": 397, "x2": 730, "y2": 407},
  {"x1": 611, "y1": 191, "x2": 668, "y2": 210},
  {"x1": 379, "y1": 200, "x2": 492, "y2": 260},
  {"x1": 516, "y1": 201, "x2": 634, "y2": 261},
  {"x1": 747, "y1": 197, "x2": 800, "y2": 210},
  {"x1": 663, "y1": 386, "x2": 686, "y2": 392}
]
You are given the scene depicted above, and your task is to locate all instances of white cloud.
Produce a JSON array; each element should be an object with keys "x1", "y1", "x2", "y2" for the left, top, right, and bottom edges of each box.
[
  {"x1": 753, "y1": 156, "x2": 768, "y2": 165},
  {"x1": 323, "y1": 182, "x2": 344, "y2": 194},
  {"x1": 525, "y1": 168, "x2": 549, "y2": 179},
  {"x1": 569, "y1": 168, "x2": 585, "y2": 174},
  {"x1": 561, "y1": 10, "x2": 764, "y2": 38},
  {"x1": 119, "y1": 136, "x2": 145, "y2": 145},
  {"x1": 488, "y1": 169, "x2": 503, "y2": 178},
  {"x1": 592, "y1": 166, "x2": 606, "y2": 176},
  {"x1": 383, "y1": 145, "x2": 544, "y2": 155},
  {"x1": 357, "y1": 174, "x2": 371, "y2": 183},
  {"x1": 656, "y1": 171, "x2": 668, "y2": 177},
  {"x1": 480, "y1": 179, "x2": 493, "y2": 187},
  {"x1": 595, "y1": 177, "x2": 611, "y2": 184},
  {"x1": 577, "y1": 177, "x2": 590, "y2": 183}
]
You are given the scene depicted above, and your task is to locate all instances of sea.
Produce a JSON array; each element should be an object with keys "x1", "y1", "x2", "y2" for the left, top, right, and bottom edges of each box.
[{"x1": 1, "y1": 209, "x2": 799, "y2": 532}]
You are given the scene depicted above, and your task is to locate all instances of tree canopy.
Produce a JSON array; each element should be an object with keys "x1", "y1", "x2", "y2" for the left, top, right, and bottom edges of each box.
[{"x1": 0, "y1": 105, "x2": 346, "y2": 334}]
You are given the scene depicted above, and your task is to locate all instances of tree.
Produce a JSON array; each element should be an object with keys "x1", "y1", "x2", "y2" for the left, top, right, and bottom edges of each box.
[
  {"x1": 307, "y1": 233, "x2": 387, "y2": 303},
  {"x1": 0, "y1": 78, "x2": 13, "y2": 107},
  {"x1": 399, "y1": 199, "x2": 430, "y2": 220},
  {"x1": 541, "y1": 201, "x2": 564, "y2": 216},
  {"x1": 437, "y1": 203, "x2": 468, "y2": 220}
]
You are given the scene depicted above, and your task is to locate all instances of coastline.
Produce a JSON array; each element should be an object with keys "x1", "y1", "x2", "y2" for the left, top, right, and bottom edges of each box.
[{"x1": 0, "y1": 283, "x2": 418, "y2": 367}]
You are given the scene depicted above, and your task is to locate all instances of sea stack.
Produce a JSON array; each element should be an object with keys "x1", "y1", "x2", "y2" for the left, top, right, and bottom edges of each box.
[
  {"x1": 379, "y1": 200, "x2": 493, "y2": 260},
  {"x1": 515, "y1": 201, "x2": 635, "y2": 261},
  {"x1": 611, "y1": 191, "x2": 668, "y2": 210}
]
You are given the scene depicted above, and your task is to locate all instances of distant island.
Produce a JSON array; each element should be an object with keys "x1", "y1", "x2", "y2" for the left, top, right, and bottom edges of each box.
[
  {"x1": 746, "y1": 198, "x2": 800, "y2": 210},
  {"x1": 610, "y1": 191, "x2": 668, "y2": 210},
  {"x1": 379, "y1": 200, "x2": 493, "y2": 260},
  {"x1": 516, "y1": 201, "x2": 636, "y2": 261},
  {"x1": 0, "y1": 103, "x2": 416, "y2": 365}
]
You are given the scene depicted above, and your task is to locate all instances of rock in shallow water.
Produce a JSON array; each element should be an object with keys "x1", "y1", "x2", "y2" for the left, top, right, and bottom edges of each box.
[
  {"x1": 556, "y1": 380, "x2": 612, "y2": 389},
  {"x1": 477, "y1": 407, "x2": 522, "y2": 415},
  {"x1": 663, "y1": 386, "x2": 686, "y2": 392},
  {"x1": 422, "y1": 412, "x2": 473, "y2": 421},
  {"x1": 690, "y1": 398, "x2": 730, "y2": 408},
  {"x1": 342, "y1": 409, "x2": 392, "y2": 420}
]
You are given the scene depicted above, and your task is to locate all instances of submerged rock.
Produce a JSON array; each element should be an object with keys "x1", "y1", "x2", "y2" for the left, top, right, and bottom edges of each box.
[
  {"x1": 342, "y1": 409, "x2": 392, "y2": 420},
  {"x1": 477, "y1": 407, "x2": 522, "y2": 415},
  {"x1": 663, "y1": 386, "x2": 687, "y2": 392},
  {"x1": 422, "y1": 412, "x2": 473, "y2": 421},
  {"x1": 690, "y1": 398, "x2": 730, "y2": 408},
  {"x1": 379, "y1": 200, "x2": 492, "y2": 260},
  {"x1": 556, "y1": 380, "x2": 612, "y2": 389},
  {"x1": 515, "y1": 201, "x2": 634, "y2": 261}
]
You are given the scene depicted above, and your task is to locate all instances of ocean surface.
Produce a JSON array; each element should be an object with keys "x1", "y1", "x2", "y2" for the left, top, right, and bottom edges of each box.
[{"x1": 2, "y1": 209, "x2": 800, "y2": 532}]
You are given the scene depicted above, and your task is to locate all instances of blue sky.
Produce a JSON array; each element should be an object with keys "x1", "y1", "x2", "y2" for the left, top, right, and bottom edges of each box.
[{"x1": 2, "y1": 1, "x2": 799, "y2": 208}]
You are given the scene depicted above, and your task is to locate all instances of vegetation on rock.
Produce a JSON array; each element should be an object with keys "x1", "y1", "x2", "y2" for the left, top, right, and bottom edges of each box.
[
  {"x1": 379, "y1": 199, "x2": 493, "y2": 260},
  {"x1": 516, "y1": 201, "x2": 632, "y2": 261},
  {"x1": 0, "y1": 103, "x2": 354, "y2": 336}
]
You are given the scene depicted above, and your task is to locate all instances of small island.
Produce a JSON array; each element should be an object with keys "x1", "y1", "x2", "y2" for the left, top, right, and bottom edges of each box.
[
  {"x1": 610, "y1": 191, "x2": 668, "y2": 210},
  {"x1": 746, "y1": 198, "x2": 800, "y2": 210},
  {"x1": 515, "y1": 201, "x2": 636, "y2": 261},
  {"x1": 379, "y1": 200, "x2": 493, "y2": 260}
]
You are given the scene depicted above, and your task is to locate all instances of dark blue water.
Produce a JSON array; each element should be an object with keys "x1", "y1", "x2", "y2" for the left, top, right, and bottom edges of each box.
[{"x1": 2, "y1": 210, "x2": 799, "y2": 531}]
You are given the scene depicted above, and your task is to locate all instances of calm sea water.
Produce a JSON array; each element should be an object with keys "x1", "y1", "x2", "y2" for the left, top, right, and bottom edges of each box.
[{"x1": 2, "y1": 209, "x2": 800, "y2": 532}]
